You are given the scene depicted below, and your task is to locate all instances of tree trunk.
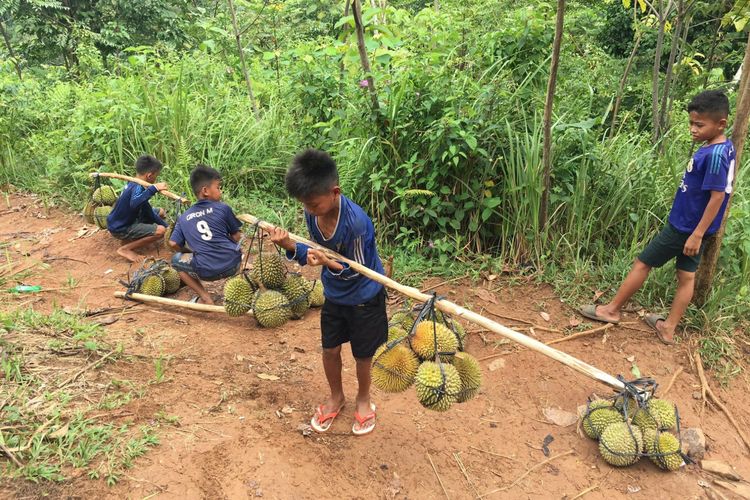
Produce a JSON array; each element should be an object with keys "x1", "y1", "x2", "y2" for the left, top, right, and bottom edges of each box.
[
  {"x1": 227, "y1": 0, "x2": 259, "y2": 118},
  {"x1": 351, "y1": 0, "x2": 380, "y2": 113},
  {"x1": 610, "y1": 31, "x2": 642, "y2": 139},
  {"x1": 540, "y1": 0, "x2": 565, "y2": 229},
  {"x1": 652, "y1": 0, "x2": 666, "y2": 144},
  {"x1": 0, "y1": 20, "x2": 22, "y2": 80},
  {"x1": 657, "y1": 0, "x2": 684, "y2": 145},
  {"x1": 694, "y1": 29, "x2": 750, "y2": 305}
]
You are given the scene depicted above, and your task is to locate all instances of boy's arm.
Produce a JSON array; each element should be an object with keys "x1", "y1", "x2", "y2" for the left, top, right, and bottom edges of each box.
[
  {"x1": 129, "y1": 184, "x2": 159, "y2": 210},
  {"x1": 269, "y1": 227, "x2": 309, "y2": 265},
  {"x1": 684, "y1": 191, "x2": 725, "y2": 256},
  {"x1": 169, "y1": 220, "x2": 188, "y2": 252}
]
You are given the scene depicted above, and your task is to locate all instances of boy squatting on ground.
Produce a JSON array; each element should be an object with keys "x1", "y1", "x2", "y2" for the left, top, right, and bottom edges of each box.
[
  {"x1": 580, "y1": 90, "x2": 736, "y2": 345},
  {"x1": 107, "y1": 155, "x2": 169, "y2": 262},
  {"x1": 270, "y1": 149, "x2": 387, "y2": 436},
  {"x1": 168, "y1": 165, "x2": 243, "y2": 305}
]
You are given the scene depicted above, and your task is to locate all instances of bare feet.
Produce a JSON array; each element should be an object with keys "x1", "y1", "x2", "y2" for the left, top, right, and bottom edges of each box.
[
  {"x1": 116, "y1": 247, "x2": 140, "y2": 263},
  {"x1": 322, "y1": 394, "x2": 346, "y2": 415}
]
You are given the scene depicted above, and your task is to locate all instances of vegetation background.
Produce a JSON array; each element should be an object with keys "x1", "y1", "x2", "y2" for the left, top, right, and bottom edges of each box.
[{"x1": 1, "y1": 0, "x2": 749, "y2": 377}]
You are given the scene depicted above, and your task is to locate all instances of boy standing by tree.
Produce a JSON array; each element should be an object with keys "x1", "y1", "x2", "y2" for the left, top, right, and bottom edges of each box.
[
  {"x1": 580, "y1": 90, "x2": 736, "y2": 344},
  {"x1": 108, "y1": 155, "x2": 169, "y2": 262},
  {"x1": 168, "y1": 165, "x2": 243, "y2": 305},
  {"x1": 270, "y1": 149, "x2": 387, "y2": 436}
]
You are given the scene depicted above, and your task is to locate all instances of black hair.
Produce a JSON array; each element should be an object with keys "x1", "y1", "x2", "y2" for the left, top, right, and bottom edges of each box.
[
  {"x1": 285, "y1": 149, "x2": 339, "y2": 199},
  {"x1": 190, "y1": 164, "x2": 221, "y2": 196},
  {"x1": 687, "y1": 90, "x2": 730, "y2": 119},
  {"x1": 135, "y1": 155, "x2": 163, "y2": 175}
]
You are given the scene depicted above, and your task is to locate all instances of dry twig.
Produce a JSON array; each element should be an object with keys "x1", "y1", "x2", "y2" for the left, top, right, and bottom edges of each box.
[
  {"x1": 427, "y1": 451, "x2": 450, "y2": 499},
  {"x1": 453, "y1": 452, "x2": 479, "y2": 498},
  {"x1": 545, "y1": 324, "x2": 613, "y2": 345},
  {"x1": 661, "y1": 366, "x2": 684, "y2": 397},
  {"x1": 478, "y1": 450, "x2": 574, "y2": 497}
]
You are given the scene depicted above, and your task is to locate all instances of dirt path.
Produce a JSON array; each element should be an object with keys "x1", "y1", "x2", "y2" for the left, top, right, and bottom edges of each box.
[{"x1": 1, "y1": 192, "x2": 749, "y2": 499}]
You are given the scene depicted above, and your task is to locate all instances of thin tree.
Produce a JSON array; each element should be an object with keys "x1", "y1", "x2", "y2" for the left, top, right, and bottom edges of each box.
[
  {"x1": 540, "y1": 0, "x2": 565, "y2": 229},
  {"x1": 0, "y1": 20, "x2": 22, "y2": 80},
  {"x1": 610, "y1": 29, "x2": 642, "y2": 139},
  {"x1": 351, "y1": 0, "x2": 380, "y2": 113},
  {"x1": 228, "y1": 0, "x2": 259, "y2": 118},
  {"x1": 694, "y1": 29, "x2": 750, "y2": 305},
  {"x1": 647, "y1": 0, "x2": 674, "y2": 144}
]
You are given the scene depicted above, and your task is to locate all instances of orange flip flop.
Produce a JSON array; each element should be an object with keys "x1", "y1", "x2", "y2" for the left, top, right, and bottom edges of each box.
[
  {"x1": 352, "y1": 403, "x2": 376, "y2": 436},
  {"x1": 310, "y1": 403, "x2": 344, "y2": 433}
]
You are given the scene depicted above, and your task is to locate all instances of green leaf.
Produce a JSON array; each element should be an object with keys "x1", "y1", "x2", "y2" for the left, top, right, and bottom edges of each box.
[
  {"x1": 481, "y1": 207, "x2": 493, "y2": 222},
  {"x1": 631, "y1": 363, "x2": 641, "y2": 378}
]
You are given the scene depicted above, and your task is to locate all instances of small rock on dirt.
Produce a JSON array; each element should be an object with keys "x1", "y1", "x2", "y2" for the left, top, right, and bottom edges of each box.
[
  {"x1": 702, "y1": 460, "x2": 742, "y2": 481},
  {"x1": 488, "y1": 358, "x2": 506, "y2": 371},
  {"x1": 543, "y1": 407, "x2": 578, "y2": 427},
  {"x1": 682, "y1": 428, "x2": 706, "y2": 460},
  {"x1": 693, "y1": 391, "x2": 702, "y2": 400},
  {"x1": 626, "y1": 485, "x2": 641, "y2": 494},
  {"x1": 297, "y1": 423, "x2": 313, "y2": 437}
]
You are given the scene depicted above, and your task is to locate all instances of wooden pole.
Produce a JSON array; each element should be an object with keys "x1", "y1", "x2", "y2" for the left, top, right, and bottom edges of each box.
[
  {"x1": 237, "y1": 213, "x2": 625, "y2": 390},
  {"x1": 89, "y1": 172, "x2": 189, "y2": 204},
  {"x1": 114, "y1": 291, "x2": 253, "y2": 316}
]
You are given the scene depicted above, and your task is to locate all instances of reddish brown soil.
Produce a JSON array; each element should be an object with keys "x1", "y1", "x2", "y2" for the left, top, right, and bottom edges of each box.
[{"x1": 1, "y1": 192, "x2": 749, "y2": 499}]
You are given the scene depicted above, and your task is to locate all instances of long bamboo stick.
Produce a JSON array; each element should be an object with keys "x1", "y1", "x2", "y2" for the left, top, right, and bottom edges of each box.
[
  {"x1": 89, "y1": 172, "x2": 189, "y2": 204},
  {"x1": 237, "y1": 213, "x2": 625, "y2": 390},
  {"x1": 114, "y1": 291, "x2": 253, "y2": 316}
]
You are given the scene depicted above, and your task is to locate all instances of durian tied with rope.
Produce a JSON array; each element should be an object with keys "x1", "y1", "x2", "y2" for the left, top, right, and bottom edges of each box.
[
  {"x1": 647, "y1": 432, "x2": 684, "y2": 471},
  {"x1": 411, "y1": 320, "x2": 458, "y2": 361},
  {"x1": 452, "y1": 352, "x2": 482, "y2": 402},
  {"x1": 582, "y1": 401, "x2": 624, "y2": 440},
  {"x1": 251, "y1": 251, "x2": 286, "y2": 290},
  {"x1": 598, "y1": 422, "x2": 643, "y2": 467},
  {"x1": 164, "y1": 223, "x2": 175, "y2": 248},
  {"x1": 83, "y1": 201, "x2": 96, "y2": 224},
  {"x1": 389, "y1": 310, "x2": 415, "y2": 331},
  {"x1": 387, "y1": 326, "x2": 408, "y2": 343},
  {"x1": 282, "y1": 273, "x2": 311, "y2": 319},
  {"x1": 415, "y1": 361, "x2": 461, "y2": 412},
  {"x1": 93, "y1": 206, "x2": 112, "y2": 229},
  {"x1": 139, "y1": 274, "x2": 165, "y2": 296},
  {"x1": 632, "y1": 398, "x2": 677, "y2": 431},
  {"x1": 93, "y1": 185, "x2": 117, "y2": 205},
  {"x1": 308, "y1": 279, "x2": 325, "y2": 307},
  {"x1": 223, "y1": 274, "x2": 256, "y2": 317},
  {"x1": 372, "y1": 341, "x2": 420, "y2": 393},
  {"x1": 161, "y1": 267, "x2": 181, "y2": 294},
  {"x1": 253, "y1": 290, "x2": 291, "y2": 327}
]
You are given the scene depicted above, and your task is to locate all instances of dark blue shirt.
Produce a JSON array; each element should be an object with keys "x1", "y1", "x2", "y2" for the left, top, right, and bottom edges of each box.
[
  {"x1": 170, "y1": 200, "x2": 243, "y2": 279},
  {"x1": 107, "y1": 182, "x2": 167, "y2": 234},
  {"x1": 286, "y1": 195, "x2": 384, "y2": 306},
  {"x1": 669, "y1": 140, "x2": 735, "y2": 235}
]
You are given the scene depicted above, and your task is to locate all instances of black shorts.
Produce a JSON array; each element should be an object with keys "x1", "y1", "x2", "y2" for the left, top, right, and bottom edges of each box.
[
  {"x1": 321, "y1": 288, "x2": 388, "y2": 359},
  {"x1": 638, "y1": 223, "x2": 707, "y2": 273}
]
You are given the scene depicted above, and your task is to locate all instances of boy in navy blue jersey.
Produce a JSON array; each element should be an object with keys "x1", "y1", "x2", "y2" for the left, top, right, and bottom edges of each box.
[
  {"x1": 107, "y1": 155, "x2": 169, "y2": 262},
  {"x1": 580, "y1": 90, "x2": 736, "y2": 344},
  {"x1": 168, "y1": 165, "x2": 243, "y2": 305},
  {"x1": 270, "y1": 149, "x2": 386, "y2": 436}
]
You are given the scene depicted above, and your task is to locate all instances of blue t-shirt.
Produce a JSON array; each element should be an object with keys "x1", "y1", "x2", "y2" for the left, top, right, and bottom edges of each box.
[
  {"x1": 170, "y1": 200, "x2": 243, "y2": 279},
  {"x1": 107, "y1": 182, "x2": 167, "y2": 234},
  {"x1": 286, "y1": 195, "x2": 384, "y2": 306},
  {"x1": 669, "y1": 140, "x2": 735, "y2": 235}
]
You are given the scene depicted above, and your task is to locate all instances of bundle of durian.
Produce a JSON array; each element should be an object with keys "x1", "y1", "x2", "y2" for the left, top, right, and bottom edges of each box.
[
  {"x1": 372, "y1": 304, "x2": 480, "y2": 412},
  {"x1": 83, "y1": 185, "x2": 118, "y2": 229},
  {"x1": 134, "y1": 265, "x2": 183, "y2": 297},
  {"x1": 580, "y1": 395, "x2": 684, "y2": 471}
]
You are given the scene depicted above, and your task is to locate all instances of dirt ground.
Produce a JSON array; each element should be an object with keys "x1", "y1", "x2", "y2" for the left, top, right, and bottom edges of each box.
[{"x1": 1, "y1": 191, "x2": 749, "y2": 500}]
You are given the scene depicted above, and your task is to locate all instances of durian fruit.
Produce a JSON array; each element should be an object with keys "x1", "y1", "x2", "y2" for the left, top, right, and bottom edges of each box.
[
  {"x1": 599, "y1": 422, "x2": 643, "y2": 467},
  {"x1": 648, "y1": 432, "x2": 683, "y2": 471},
  {"x1": 631, "y1": 408, "x2": 658, "y2": 432},
  {"x1": 411, "y1": 321, "x2": 458, "y2": 361},
  {"x1": 253, "y1": 290, "x2": 291, "y2": 328},
  {"x1": 583, "y1": 406, "x2": 625, "y2": 440},
  {"x1": 387, "y1": 326, "x2": 408, "y2": 343},
  {"x1": 646, "y1": 399, "x2": 677, "y2": 430},
  {"x1": 309, "y1": 280, "x2": 324, "y2": 307},
  {"x1": 614, "y1": 394, "x2": 640, "y2": 418},
  {"x1": 162, "y1": 267, "x2": 181, "y2": 294},
  {"x1": 415, "y1": 361, "x2": 462, "y2": 412},
  {"x1": 139, "y1": 275, "x2": 165, "y2": 296},
  {"x1": 452, "y1": 352, "x2": 482, "y2": 402},
  {"x1": 372, "y1": 342, "x2": 420, "y2": 393},
  {"x1": 93, "y1": 206, "x2": 112, "y2": 229},
  {"x1": 282, "y1": 273, "x2": 311, "y2": 319},
  {"x1": 251, "y1": 252, "x2": 286, "y2": 290},
  {"x1": 83, "y1": 201, "x2": 96, "y2": 224},
  {"x1": 640, "y1": 426, "x2": 657, "y2": 453},
  {"x1": 223, "y1": 275, "x2": 255, "y2": 317},
  {"x1": 446, "y1": 319, "x2": 467, "y2": 347},
  {"x1": 92, "y1": 185, "x2": 117, "y2": 205},
  {"x1": 389, "y1": 311, "x2": 415, "y2": 332}
]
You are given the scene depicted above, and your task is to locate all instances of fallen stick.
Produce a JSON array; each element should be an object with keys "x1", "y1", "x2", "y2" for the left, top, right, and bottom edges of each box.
[
  {"x1": 694, "y1": 350, "x2": 709, "y2": 421},
  {"x1": 238, "y1": 213, "x2": 626, "y2": 391},
  {"x1": 89, "y1": 172, "x2": 189, "y2": 204},
  {"x1": 0, "y1": 442, "x2": 24, "y2": 468},
  {"x1": 114, "y1": 291, "x2": 254, "y2": 316},
  {"x1": 421, "y1": 274, "x2": 469, "y2": 293},
  {"x1": 570, "y1": 484, "x2": 599, "y2": 500},
  {"x1": 427, "y1": 451, "x2": 450, "y2": 500},
  {"x1": 695, "y1": 351, "x2": 750, "y2": 453},
  {"x1": 478, "y1": 449, "x2": 574, "y2": 497},
  {"x1": 453, "y1": 452, "x2": 479, "y2": 498},
  {"x1": 661, "y1": 367, "x2": 684, "y2": 397},
  {"x1": 545, "y1": 323, "x2": 614, "y2": 345},
  {"x1": 483, "y1": 309, "x2": 561, "y2": 333},
  {"x1": 469, "y1": 446, "x2": 518, "y2": 461}
]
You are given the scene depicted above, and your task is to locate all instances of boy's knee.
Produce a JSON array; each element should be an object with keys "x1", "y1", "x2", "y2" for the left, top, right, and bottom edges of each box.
[
  {"x1": 322, "y1": 346, "x2": 342, "y2": 358},
  {"x1": 159, "y1": 208, "x2": 166, "y2": 218},
  {"x1": 633, "y1": 258, "x2": 652, "y2": 272},
  {"x1": 676, "y1": 270, "x2": 695, "y2": 284}
]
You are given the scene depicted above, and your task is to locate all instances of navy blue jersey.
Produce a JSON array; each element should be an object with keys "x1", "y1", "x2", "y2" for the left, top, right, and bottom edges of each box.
[
  {"x1": 669, "y1": 140, "x2": 734, "y2": 235},
  {"x1": 170, "y1": 200, "x2": 243, "y2": 279},
  {"x1": 286, "y1": 195, "x2": 384, "y2": 306},
  {"x1": 107, "y1": 182, "x2": 167, "y2": 234}
]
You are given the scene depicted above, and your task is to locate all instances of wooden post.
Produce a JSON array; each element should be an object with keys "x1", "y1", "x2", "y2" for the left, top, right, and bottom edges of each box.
[
  {"x1": 540, "y1": 0, "x2": 565, "y2": 229},
  {"x1": 228, "y1": 0, "x2": 260, "y2": 118},
  {"x1": 694, "y1": 29, "x2": 750, "y2": 305},
  {"x1": 236, "y1": 213, "x2": 626, "y2": 391},
  {"x1": 114, "y1": 291, "x2": 253, "y2": 316}
]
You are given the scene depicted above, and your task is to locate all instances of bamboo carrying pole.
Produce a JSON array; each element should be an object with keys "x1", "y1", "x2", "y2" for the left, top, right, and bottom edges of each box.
[
  {"x1": 88, "y1": 172, "x2": 189, "y2": 204},
  {"x1": 114, "y1": 291, "x2": 254, "y2": 316},
  {"x1": 237, "y1": 213, "x2": 625, "y2": 391}
]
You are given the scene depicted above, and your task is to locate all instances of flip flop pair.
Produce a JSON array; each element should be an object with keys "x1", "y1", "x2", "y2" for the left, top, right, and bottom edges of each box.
[{"x1": 309, "y1": 402, "x2": 377, "y2": 435}]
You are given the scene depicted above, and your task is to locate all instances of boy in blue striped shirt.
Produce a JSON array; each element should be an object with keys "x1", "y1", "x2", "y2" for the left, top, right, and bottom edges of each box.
[
  {"x1": 270, "y1": 149, "x2": 386, "y2": 436},
  {"x1": 580, "y1": 90, "x2": 735, "y2": 344}
]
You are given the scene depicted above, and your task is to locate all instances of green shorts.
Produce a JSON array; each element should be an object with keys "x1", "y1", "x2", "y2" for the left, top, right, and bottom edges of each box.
[{"x1": 638, "y1": 223, "x2": 706, "y2": 273}]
